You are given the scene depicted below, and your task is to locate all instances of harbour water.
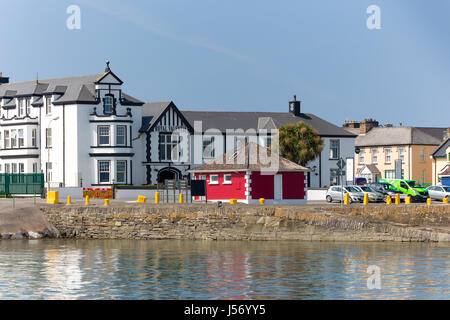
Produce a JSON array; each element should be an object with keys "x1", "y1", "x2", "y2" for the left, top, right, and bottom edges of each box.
[{"x1": 0, "y1": 240, "x2": 449, "y2": 300}]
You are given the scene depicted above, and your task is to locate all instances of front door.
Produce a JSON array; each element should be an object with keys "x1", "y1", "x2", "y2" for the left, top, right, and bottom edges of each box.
[{"x1": 274, "y1": 174, "x2": 282, "y2": 200}]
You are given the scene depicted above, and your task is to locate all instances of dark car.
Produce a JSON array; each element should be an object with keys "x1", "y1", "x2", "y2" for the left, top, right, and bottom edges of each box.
[{"x1": 367, "y1": 182, "x2": 407, "y2": 201}]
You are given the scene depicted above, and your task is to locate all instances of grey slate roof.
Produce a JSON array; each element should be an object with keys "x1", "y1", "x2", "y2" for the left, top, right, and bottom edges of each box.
[
  {"x1": 0, "y1": 73, "x2": 142, "y2": 106},
  {"x1": 432, "y1": 137, "x2": 450, "y2": 158},
  {"x1": 355, "y1": 127, "x2": 442, "y2": 147},
  {"x1": 188, "y1": 142, "x2": 310, "y2": 172},
  {"x1": 140, "y1": 101, "x2": 172, "y2": 132},
  {"x1": 181, "y1": 111, "x2": 355, "y2": 137}
]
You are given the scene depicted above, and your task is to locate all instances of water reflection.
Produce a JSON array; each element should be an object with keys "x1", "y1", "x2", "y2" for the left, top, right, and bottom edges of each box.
[{"x1": 0, "y1": 240, "x2": 448, "y2": 299}]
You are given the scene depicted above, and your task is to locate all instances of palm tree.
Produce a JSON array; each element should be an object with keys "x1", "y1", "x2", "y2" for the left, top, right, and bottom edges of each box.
[{"x1": 272, "y1": 121, "x2": 324, "y2": 166}]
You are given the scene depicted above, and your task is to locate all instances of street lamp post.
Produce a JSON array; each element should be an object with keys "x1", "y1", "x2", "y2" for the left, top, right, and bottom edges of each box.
[{"x1": 47, "y1": 116, "x2": 59, "y2": 193}]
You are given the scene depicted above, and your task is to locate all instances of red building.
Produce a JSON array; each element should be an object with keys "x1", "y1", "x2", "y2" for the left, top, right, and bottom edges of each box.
[{"x1": 189, "y1": 142, "x2": 310, "y2": 204}]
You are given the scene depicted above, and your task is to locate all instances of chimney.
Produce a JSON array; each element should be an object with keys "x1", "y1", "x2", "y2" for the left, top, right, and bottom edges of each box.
[
  {"x1": 444, "y1": 128, "x2": 450, "y2": 140},
  {"x1": 343, "y1": 120, "x2": 360, "y2": 129},
  {"x1": 0, "y1": 72, "x2": 9, "y2": 84},
  {"x1": 289, "y1": 95, "x2": 301, "y2": 117},
  {"x1": 359, "y1": 118, "x2": 379, "y2": 134}
]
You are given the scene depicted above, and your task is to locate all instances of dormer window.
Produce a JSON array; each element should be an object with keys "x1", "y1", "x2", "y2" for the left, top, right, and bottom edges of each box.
[{"x1": 104, "y1": 96, "x2": 113, "y2": 115}]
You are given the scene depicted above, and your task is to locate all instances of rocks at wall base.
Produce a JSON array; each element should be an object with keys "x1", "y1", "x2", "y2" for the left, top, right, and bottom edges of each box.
[{"x1": 0, "y1": 225, "x2": 60, "y2": 240}]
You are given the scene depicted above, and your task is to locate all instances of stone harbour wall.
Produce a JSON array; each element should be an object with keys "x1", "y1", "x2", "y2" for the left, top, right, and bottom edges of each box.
[{"x1": 43, "y1": 204, "x2": 450, "y2": 242}]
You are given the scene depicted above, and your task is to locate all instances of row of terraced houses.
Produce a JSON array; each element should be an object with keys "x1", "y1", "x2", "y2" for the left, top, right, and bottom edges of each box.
[{"x1": 0, "y1": 64, "x2": 449, "y2": 190}]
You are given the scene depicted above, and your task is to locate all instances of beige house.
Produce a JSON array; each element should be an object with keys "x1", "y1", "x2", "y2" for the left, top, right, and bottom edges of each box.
[
  {"x1": 431, "y1": 137, "x2": 450, "y2": 185},
  {"x1": 343, "y1": 120, "x2": 448, "y2": 184}
]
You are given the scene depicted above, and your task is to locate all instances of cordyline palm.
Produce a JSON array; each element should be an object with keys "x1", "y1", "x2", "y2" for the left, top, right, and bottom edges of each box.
[{"x1": 271, "y1": 121, "x2": 324, "y2": 166}]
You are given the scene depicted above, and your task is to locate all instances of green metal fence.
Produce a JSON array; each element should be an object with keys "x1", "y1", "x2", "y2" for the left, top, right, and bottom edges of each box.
[{"x1": 0, "y1": 174, "x2": 44, "y2": 196}]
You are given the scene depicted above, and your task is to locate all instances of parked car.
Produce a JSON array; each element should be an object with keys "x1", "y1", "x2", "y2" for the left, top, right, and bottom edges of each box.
[
  {"x1": 354, "y1": 177, "x2": 367, "y2": 185},
  {"x1": 427, "y1": 185, "x2": 450, "y2": 200},
  {"x1": 367, "y1": 182, "x2": 407, "y2": 201},
  {"x1": 326, "y1": 186, "x2": 364, "y2": 203},
  {"x1": 379, "y1": 179, "x2": 429, "y2": 202},
  {"x1": 354, "y1": 185, "x2": 385, "y2": 202}
]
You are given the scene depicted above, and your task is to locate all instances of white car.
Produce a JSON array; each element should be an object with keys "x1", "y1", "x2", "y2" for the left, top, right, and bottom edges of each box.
[
  {"x1": 427, "y1": 185, "x2": 450, "y2": 200},
  {"x1": 325, "y1": 186, "x2": 364, "y2": 203},
  {"x1": 354, "y1": 185, "x2": 385, "y2": 202}
]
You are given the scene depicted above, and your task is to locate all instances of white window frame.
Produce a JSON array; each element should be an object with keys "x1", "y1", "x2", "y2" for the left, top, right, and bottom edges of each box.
[
  {"x1": 329, "y1": 139, "x2": 340, "y2": 160},
  {"x1": 10, "y1": 129, "x2": 17, "y2": 148},
  {"x1": 223, "y1": 174, "x2": 232, "y2": 184},
  {"x1": 19, "y1": 163, "x2": 24, "y2": 174},
  {"x1": 46, "y1": 128, "x2": 52, "y2": 148},
  {"x1": 159, "y1": 133, "x2": 181, "y2": 162},
  {"x1": 32, "y1": 162, "x2": 38, "y2": 173},
  {"x1": 5, "y1": 164, "x2": 10, "y2": 173},
  {"x1": 25, "y1": 99, "x2": 31, "y2": 115},
  {"x1": 116, "y1": 160, "x2": 127, "y2": 184},
  {"x1": 116, "y1": 125, "x2": 127, "y2": 146},
  {"x1": 359, "y1": 150, "x2": 365, "y2": 164},
  {"x1": 19, "y1": 99, "x2": 25, "y2": 117},
  {"x1": 98, "y1": 160, "x2": 111, "y2": 183},
  {"x1": 372, "y1": 149, "x2": 378, "y2": 164},
  {"x1": 18, "y1": 129, "x2": 24, "y2": 148},
  {"x1": 104, "y1": 96, "x2": 113, "y2": 114},
  {"x1": 46, "y1": 97, "x2": 52, "y2": 115},
  {"x1": 399, "y1": 148, "x2": 405, "y2": 163},
  {"x1": 98, "y1": 126, "x2": 110, "y2": 146},
  {"x1": 385, "y1": 148, "x2": 391, "y2": 164},
  {"x1": 202, "y1": 136, "x2": 215, "y2": 159},
  {"x1": 209, "y1": 174, "x2": 219, "y2": 185},
  {"x1": 31, "y1": 129, "x2": 36, "y2": 147}
]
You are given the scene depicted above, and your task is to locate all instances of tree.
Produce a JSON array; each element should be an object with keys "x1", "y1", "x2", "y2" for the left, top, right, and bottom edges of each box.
[{"x1": 272, "y1": 121, "x2": 324, "y2": 166}]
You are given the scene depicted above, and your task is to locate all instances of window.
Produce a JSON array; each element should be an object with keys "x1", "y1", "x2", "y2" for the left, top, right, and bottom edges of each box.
[
  {"x1": 116, "y1": 160, "x2": 127, "y2": 183},
  {"x1": 385, "y1": 170, "x2": 395, "y2": 179},
  {"x1": 209, "y1": 175, "x2": 219, "y2": 184},
  {"x1": 98, "y1": 161, "x2": 110, "y2": 183},
  {"x1": 19, "y1": 99, "x2": 25, "y2": 117},
  {"x1": 19, "y1": 163, "x2": 24, "y2": 174},
  {"x1": 330, "y1": 169, "x2": 340, "y2": 186},
  {"x1": 32, "y1": 162, "x2": 38, "y2": 173},
  {"x1": 0, "y1": 131, "x2": 2, "y2": 149},
  {"x1": 10, "y1": 129, "x2": 17, "y2": 148},
  {"x1": 46, "y1": 128, "x2": 52, "y2": 148},
  {"x1": 12, "y1": 163, "x2": 17, "y2": 173},
  {"x1": 399, "y1": 148, "x2": 405, "y2": 163},
  {"x1": 203, "y1": 136, "x2": 215, "y2": 158},
  {"x1": 4, "y1": 131, "x2": 9, "y2": 149},
  {"x1": 359, "y1": 150, "x2": 365, "y2": 164},
  {"x1": 46, "y1": 97, "x2": 52, "y2": 115},
  {"x1": 329, "y1": 139, "x2": 340, "y2": 159},
  {"x1": 385, "y1": 148, "x2": 391, "y2": 164},
  {"x1": 46, "y1": 162, "x2": 52, "y2": 182},
  {"x1": 31, "y1": 129, "x2": 36, "y2": 147},
  {"x1": 25, "y1": 99, "x2": 30, "y2": 115},
  {"x1": 98, "y1": 126, "x2": 110, "y2": 146},
  {"x1": 116, "y1": 126, "x2": 126, "y2": 146},
  {"x1": 234, "y1": 136, "x2": 246, "y2": 148},
  {"x1": 5, "y1": 164, "x2": 10, "y2": 173},
  {"x1": 223, "y1": 174, "x2": 232, "y2": 184},
  {"x1": 372, "y1": 149, "x2": 378, "y2": 164},
  {"x1": 159, "y1": 133, "x2": 181, "y2": 161},
  {"x1": 420, "y1": 149, "x2": 426, "y2": 162},
  {"x1": 104, "y1": 96, "x2": 113, "y2": 114},
  {"x1": 0, "y1": 164, "x2": 2, "y2": 172},
  {"x1": 265, "y1": 136, "x2": 272, "y2": 149},
  {"x1": 18, "y1": 129, "x2": 24, "y2": 147}
]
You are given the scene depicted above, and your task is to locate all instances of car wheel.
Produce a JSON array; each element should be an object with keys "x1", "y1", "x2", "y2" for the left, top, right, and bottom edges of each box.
[{"x1": 326, "y1": 195, "x2": 332, "y2": 203}]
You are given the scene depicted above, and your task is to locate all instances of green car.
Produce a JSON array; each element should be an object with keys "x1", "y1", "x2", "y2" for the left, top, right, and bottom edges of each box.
[{"x1": 379, "y1": 179, "x2": 429, "y2": 202}]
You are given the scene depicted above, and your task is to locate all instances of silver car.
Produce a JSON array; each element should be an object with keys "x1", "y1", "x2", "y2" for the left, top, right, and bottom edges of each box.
[
  {"x1": 326, "y1": 186, "x2": 364, "y2": 203},
  {"x1": 354, "y1": 185, "x2": 385, "y2": 202},
  {"x1": 427, "y1": 185, "x2": 450, "y2": 200}
]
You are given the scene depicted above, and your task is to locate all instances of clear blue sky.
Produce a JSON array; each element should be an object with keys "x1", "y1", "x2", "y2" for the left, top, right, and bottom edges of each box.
[{"x1": 1, "y1": 0, "x2": 450, "y2": 127}]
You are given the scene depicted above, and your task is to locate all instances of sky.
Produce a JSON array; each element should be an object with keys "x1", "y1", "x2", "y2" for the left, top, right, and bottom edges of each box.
[{"x1": 1, "y1": 0, "x2": 450, "y2": 127}]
